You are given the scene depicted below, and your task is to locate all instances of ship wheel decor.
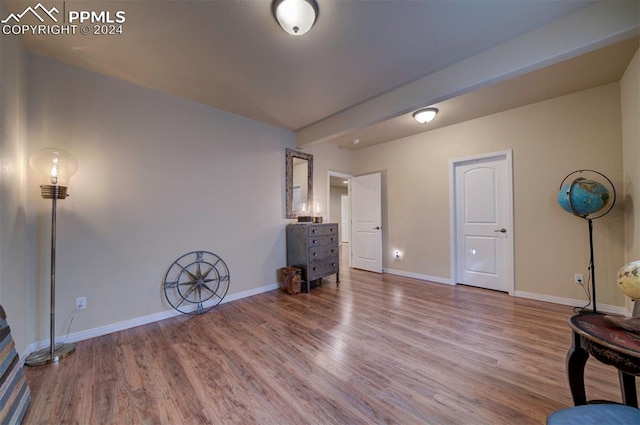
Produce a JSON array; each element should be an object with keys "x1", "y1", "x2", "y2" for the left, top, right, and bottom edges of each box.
[{"x1": 163, "y1": 251, "x2": 230, "y2": 315}]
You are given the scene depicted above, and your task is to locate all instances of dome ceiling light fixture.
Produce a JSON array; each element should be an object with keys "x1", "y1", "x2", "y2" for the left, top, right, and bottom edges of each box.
[
  {"x1": 413, "y1": 108, "x2": 439, "y2": 124},
  {"x1": 272, "y1": 0, "x2": 319, "y2": 36}
]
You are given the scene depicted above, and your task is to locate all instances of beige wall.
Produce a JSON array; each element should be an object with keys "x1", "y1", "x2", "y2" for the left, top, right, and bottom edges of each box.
[
  {"x1": 303, "y1": 142, "x2": 354, "y2": 221},
  {"x1": 353, "y1": 83, "x2": 626, "y2": 307},
  {"x1": 25, "y1": 55, "x2": 296, "y2": 342},
  {"x1": 9, "y1": 51, "x2": 355, "y2": 353},
  {"x1": 0, "y1": 24, "x2": 29, "y2": 354},
  {"x1": 621, "y1": 48, "x2": 640, "y2": 265},
  {"x1": 620, "y1": 47, "x2": 640, "y2": 313}
]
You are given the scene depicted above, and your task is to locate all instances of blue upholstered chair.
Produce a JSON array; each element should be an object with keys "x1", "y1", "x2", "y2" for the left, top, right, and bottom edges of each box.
[{"x1": 547, "y1": 404, "x2": 640, "y2": 424}]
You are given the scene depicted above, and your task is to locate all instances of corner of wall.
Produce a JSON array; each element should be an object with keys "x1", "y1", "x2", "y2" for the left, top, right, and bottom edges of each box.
[
  {"x1": 621, "y1": 47, "x2": 640, "y2": 263},
  {"x1": 0, "y1": 18, "x2": 31, "y2": 355},
  {"x1": 620, "y1": 47, "x2": 639, "y2": 316}
]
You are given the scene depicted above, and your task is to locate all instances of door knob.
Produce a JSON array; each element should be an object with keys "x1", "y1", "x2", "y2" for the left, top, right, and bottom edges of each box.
[{"x1": 494, "y1": 228, "x2": 507, "y2": 233}]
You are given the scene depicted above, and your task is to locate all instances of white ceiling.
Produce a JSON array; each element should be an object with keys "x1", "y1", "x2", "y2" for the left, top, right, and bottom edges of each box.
[
  {"x1": 329, "y1": 36, "x2": 640, "y2": 150},
  {"x1": 5, "y1": 0, "x2": 640, "y2": 149}
]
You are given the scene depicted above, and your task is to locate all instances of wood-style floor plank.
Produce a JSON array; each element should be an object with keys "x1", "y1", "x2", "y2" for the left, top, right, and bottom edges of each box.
[{"x1": 22, "y1": 259, "x2": 638, "y2": 424}]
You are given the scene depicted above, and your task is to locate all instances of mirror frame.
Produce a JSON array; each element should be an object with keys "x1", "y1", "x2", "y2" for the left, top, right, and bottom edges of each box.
[{"x1": 285, "y1": 148, "x2": 313, "y2": 219}]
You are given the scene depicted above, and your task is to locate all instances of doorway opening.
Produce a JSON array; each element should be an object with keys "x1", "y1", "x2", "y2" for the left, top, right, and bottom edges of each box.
[{"x1": 327, "y1": 171, "x2": 353, "y2": 267}]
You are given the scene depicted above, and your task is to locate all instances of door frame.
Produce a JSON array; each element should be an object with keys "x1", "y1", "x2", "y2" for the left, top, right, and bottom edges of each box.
[
  {"x1": 449, "y1": 150, "x2": 515, "y2": 295},
  {"x1": 327, "y1": 171, "x2": 354, "y2": 267},
  {"x1": 340, "y1": 194, "x2": 350, "y2": 244}
]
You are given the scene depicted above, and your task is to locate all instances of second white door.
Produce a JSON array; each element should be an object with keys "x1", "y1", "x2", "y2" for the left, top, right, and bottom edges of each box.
[
  {"x1": 351, "y1": 173, "x2": 382, "y2": 273},
  {"x1": 454, "y1": 153, "x2": 512, "y2": 292}
]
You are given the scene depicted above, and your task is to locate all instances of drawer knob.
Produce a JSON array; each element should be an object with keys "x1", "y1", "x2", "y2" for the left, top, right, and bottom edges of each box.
[
  {"x1": 313, "y1": 252, "x2": 317, "y2": 257},
  {"x1": 312, "y1": 267, "x2": 317, "y2": 271}
]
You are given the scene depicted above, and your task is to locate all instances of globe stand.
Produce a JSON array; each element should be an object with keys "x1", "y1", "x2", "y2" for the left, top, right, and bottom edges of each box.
[
  {"x1": 587, "y1": 218, "x2": 596, "y2": 313},
  {"x1": 558, "y1": 170, "x2": 616, "y2": 314}
]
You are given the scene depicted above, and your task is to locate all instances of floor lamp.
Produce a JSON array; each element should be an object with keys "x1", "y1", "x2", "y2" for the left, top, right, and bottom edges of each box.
[{"x1": 25, "y1": 148, "x2": 78, "y2": 367}]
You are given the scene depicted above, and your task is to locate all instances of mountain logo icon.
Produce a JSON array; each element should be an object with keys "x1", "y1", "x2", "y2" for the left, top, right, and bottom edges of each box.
[{"x1": 1, "y1": 3, "x2": 59, "y2": 24}]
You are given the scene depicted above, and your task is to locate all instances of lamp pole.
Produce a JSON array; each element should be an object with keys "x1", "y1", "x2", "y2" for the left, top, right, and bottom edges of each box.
[
  {"x1": 49, "y1": 193, "x2": 57, "y2": 360},
  {"x1": 25, "y1": 185, "x2": 75, "y2": 366}
]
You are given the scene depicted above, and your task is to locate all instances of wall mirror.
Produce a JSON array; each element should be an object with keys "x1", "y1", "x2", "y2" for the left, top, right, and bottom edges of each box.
[{"x1": 286, "y1": 148, "x2": 313, "y2": 218}]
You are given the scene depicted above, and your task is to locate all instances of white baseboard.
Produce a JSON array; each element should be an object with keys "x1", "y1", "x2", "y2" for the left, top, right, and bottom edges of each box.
[
  {"x1": 513, "y1": 290, "x2": 630, "y2": 316},
  {"x1": 22, "y1": 282, "x2": 280, "y2": 360},
  {"x1": 383, "y1": 268, "x2": 453, "y2": 285},
  {"x1": 381, "y1": 271, "x2": 629, "y2": 315}
]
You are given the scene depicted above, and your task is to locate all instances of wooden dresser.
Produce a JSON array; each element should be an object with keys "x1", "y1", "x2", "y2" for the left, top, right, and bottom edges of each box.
[{"x1": 286, "y1": 223, "x2": 340, "y2": 292}]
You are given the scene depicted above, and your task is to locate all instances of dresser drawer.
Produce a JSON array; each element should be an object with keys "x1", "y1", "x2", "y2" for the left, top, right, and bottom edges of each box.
[
  {"x1": 309, "y1": 224, "x2": 338, "y2": 237},
  {"x1": 308, "y1": 258, "x2": 339, "y2": 281},
  {"x1": 309, "y1": 245, "x2": 338, "y2": 261},
  {"x1": 309, "y1": 235, "x2": 338, "y2": 247}
]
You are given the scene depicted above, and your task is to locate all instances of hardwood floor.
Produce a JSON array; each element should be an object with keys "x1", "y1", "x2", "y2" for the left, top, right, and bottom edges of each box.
[{"x1": 23, "y1": 262, "x2": 635, "y2": 424}]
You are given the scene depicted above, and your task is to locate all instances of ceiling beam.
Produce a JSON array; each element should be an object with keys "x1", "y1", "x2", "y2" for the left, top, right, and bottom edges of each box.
[{"x1": 296, "y1": 1, "x2": 640, "y2": 147}]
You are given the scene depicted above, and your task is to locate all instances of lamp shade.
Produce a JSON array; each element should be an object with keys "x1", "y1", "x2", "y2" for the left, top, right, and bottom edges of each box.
[
  {"x1": 29, "y1": 147, "x2": 77, "y2": 188},
  {"x1": 413, "y1": 108, "x2": 438, "y2": 124},
  {"x1": 273, "y1": 0, "x2": 318, "y2": 35}
]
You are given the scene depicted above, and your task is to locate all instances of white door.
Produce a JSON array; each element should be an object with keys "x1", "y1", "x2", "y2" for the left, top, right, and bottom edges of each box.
[
  {"x1": 351, "y1": 173, "x2": 382, "y2": 273},
  {"x1": 341, "y1": 194, "x2": 350, "y2": 243},
  {"x1": 453, "y1": 152, "x2": 513, "y2": 292}
]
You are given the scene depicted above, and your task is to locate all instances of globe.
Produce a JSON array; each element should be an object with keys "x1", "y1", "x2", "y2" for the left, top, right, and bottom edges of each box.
[
  {"x1": 617, "y1": 260, "x2": 640, "y2": 300},
  {"x1": 604, "y1": 260, "x2": 640, "y2": 330},
  {"x1": 557, "y1": 177, "x2": 610, "y2": 217}
]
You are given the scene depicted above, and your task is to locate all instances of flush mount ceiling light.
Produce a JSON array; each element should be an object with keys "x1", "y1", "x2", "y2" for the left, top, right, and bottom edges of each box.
[
  {"x1": 413, "y1": 108, "x2": 439, "y2": 124},
  {"x1": 272, "y1": 0, "x2": 318, "y2": 35}
]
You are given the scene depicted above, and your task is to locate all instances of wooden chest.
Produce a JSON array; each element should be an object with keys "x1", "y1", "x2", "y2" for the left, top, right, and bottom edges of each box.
[{"x1": 286, "y1": 223, "x2": 340, "y2": 291}]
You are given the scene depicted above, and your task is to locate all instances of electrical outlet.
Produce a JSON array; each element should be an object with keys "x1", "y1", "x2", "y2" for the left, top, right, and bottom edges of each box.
[
  {"x1": 76, "y1": 297, "x2": 86, "y2": 310},
  {"x1": 574, "y1": 274, "x2": 584, "y2": 285},
  {"x1": 394, "y1": 250, "x2": 401, "y2": 260}
]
